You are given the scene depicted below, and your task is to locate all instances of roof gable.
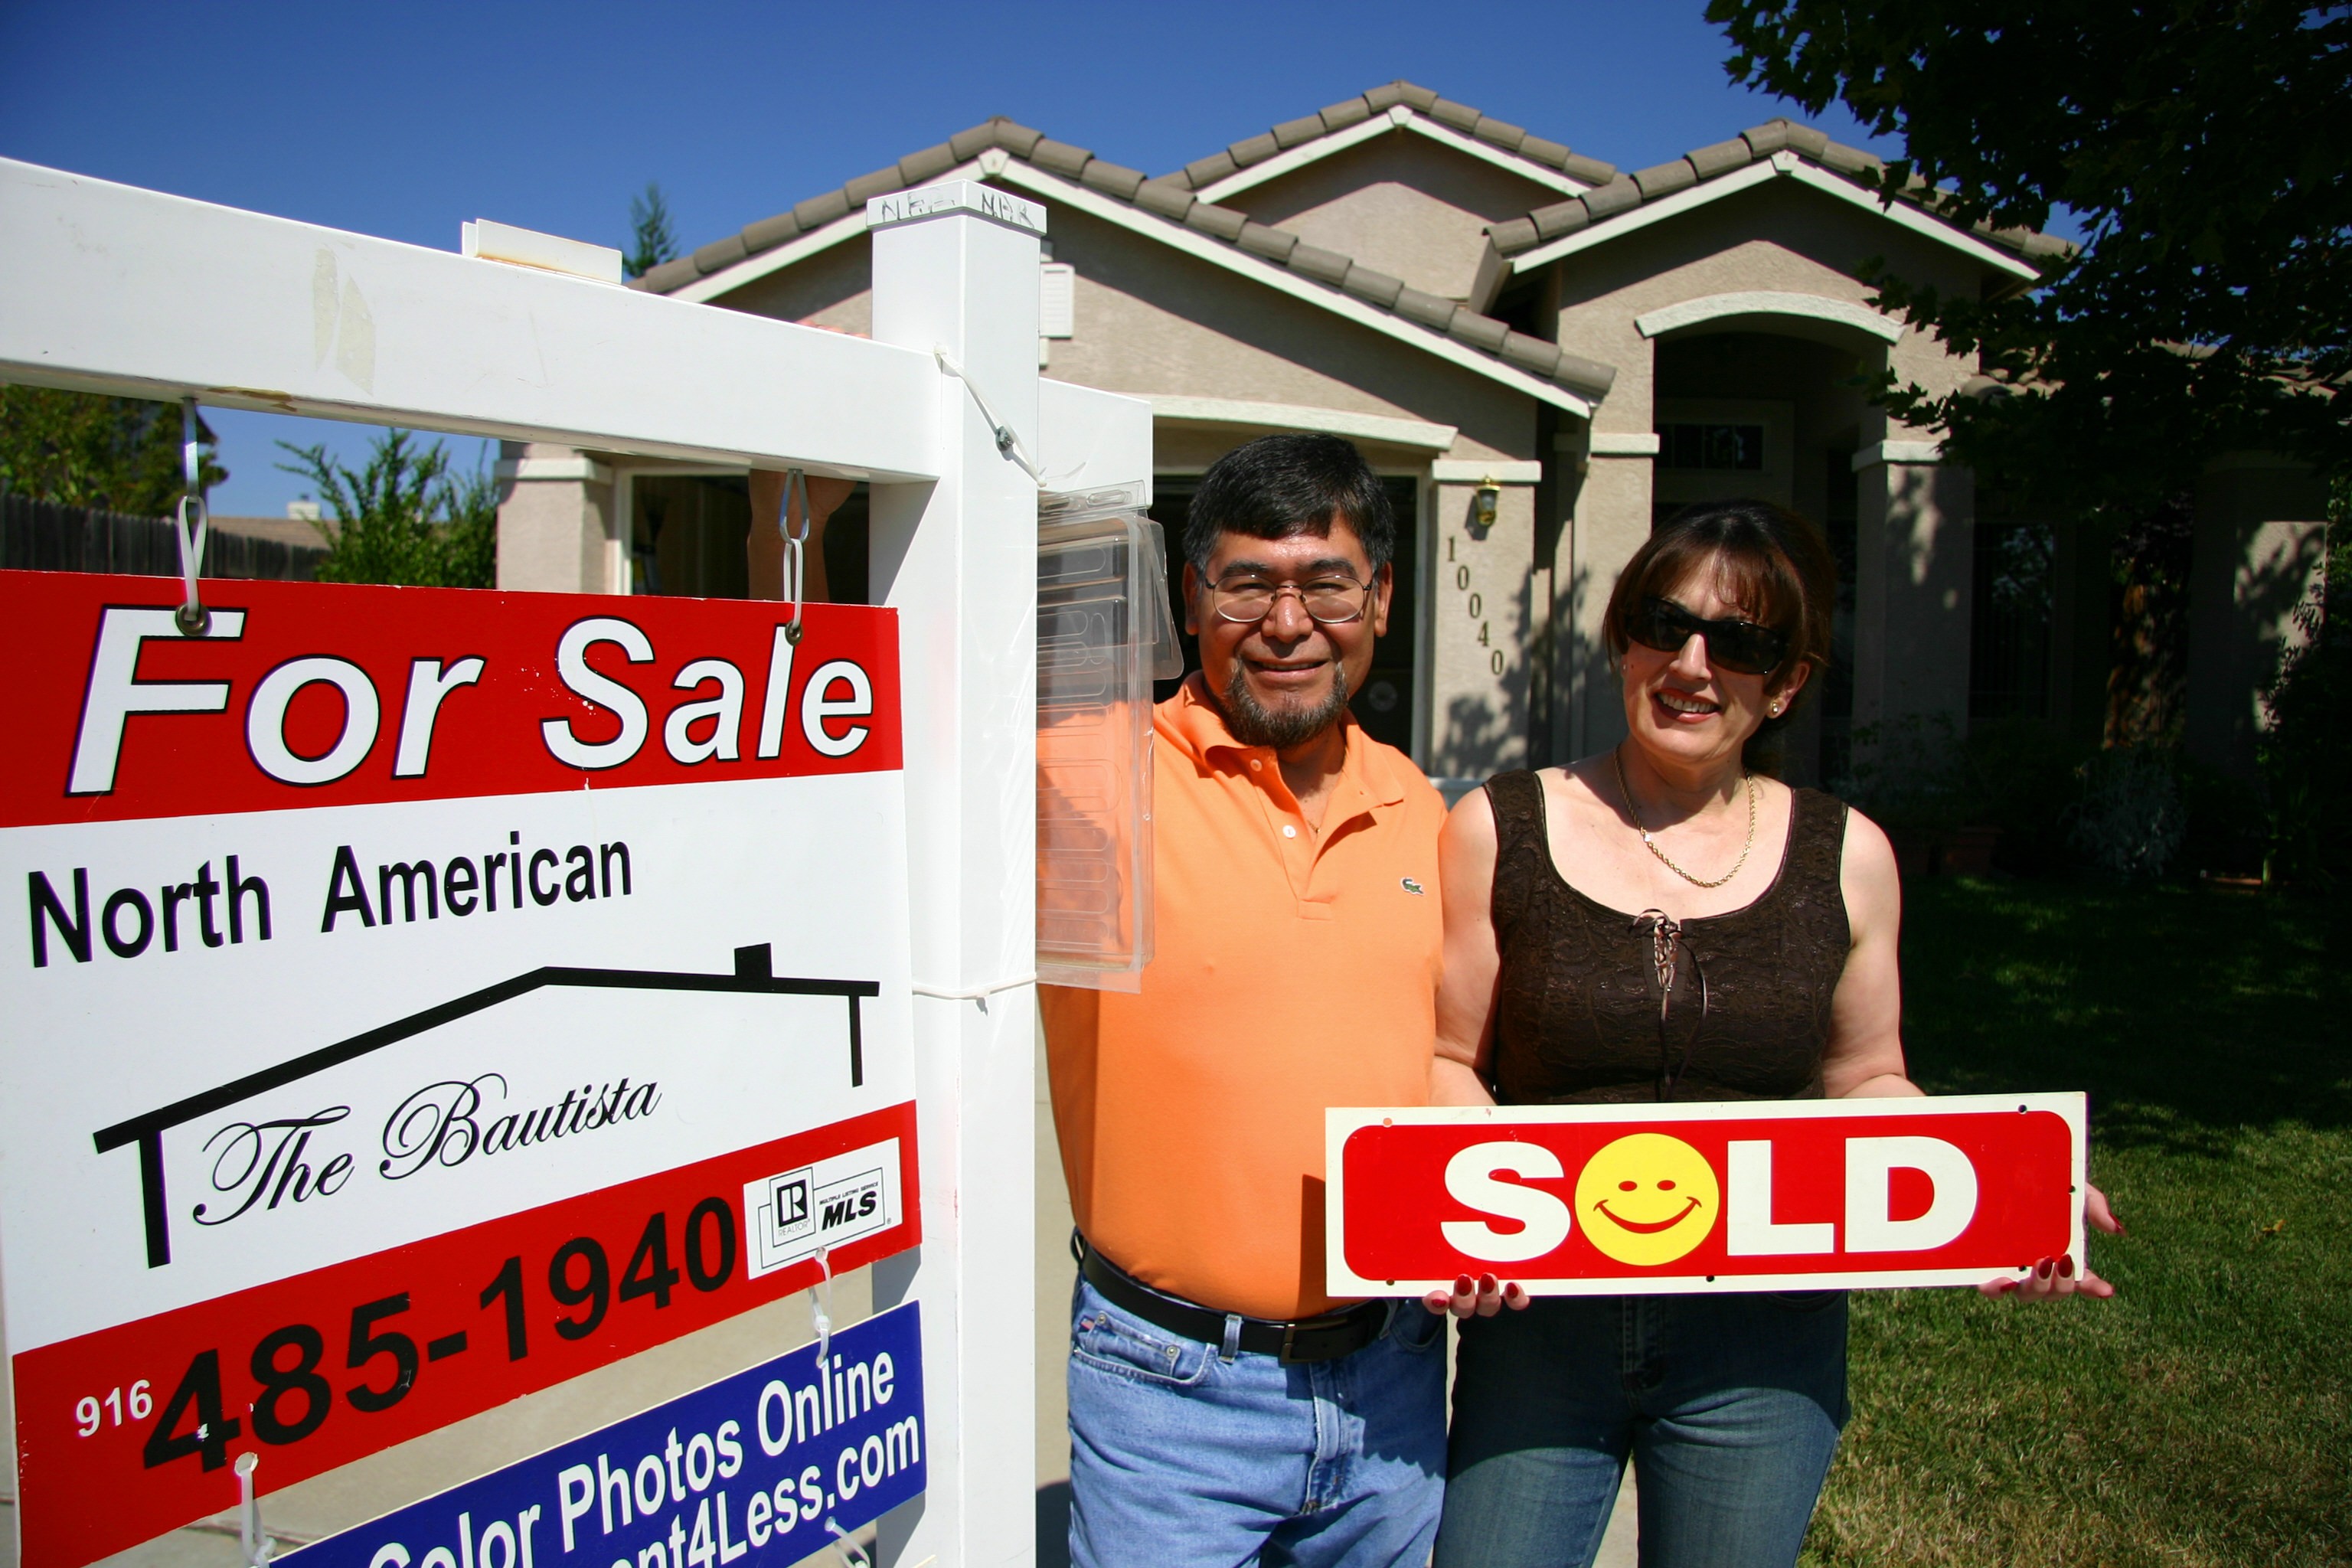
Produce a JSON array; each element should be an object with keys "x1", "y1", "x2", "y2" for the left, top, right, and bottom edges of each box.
[{"x1": 1479, "y1": 118, "x2": 2064, "y2": 309}]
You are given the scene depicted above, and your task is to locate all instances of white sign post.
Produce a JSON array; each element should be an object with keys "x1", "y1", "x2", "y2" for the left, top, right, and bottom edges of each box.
[{"x1": 866, "y1": 181, "x2": 1049, "y2": 1568}]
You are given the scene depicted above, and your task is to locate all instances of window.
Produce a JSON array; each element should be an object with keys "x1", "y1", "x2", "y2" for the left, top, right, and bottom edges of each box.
[{"x1": 1656, "y1": 423, "x2": 1765, "y2": 472}]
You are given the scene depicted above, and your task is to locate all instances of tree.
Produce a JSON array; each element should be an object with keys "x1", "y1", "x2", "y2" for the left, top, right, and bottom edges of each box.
[
  {"x1": 626, "y1": 183, "x2": 678, "y2": 281},
  {"x1": 1711, "y1": 1, "x2": 2351, "y2": 517},
  {"x1": 276, "y1": 428, "x2": 496, "y2": 587},
  {"x1": 0, "y1": 385, "x2": 226, "y2": 513}
]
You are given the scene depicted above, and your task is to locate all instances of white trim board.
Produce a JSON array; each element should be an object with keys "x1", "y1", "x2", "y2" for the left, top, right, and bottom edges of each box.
[
  {"x1": 494, "y1": 456, "x2": 613, "y2": 483},
  {"x1": 1636, "y1": 289, "x2": 1903, "y2": 344},
  {"x1": 1148, "y1": 395, "x2": 1456, "y2": 450},
  {"x1": 1853, "y1": 439, "x2": 1943, "y2": 469},
  {"x1": 1507, "y1": 153, "x2": 2040, "y2": 283},
  {"x1": 1196, "y1": 105, "x2": 1596, "y2": 206},
  {"x1": 1430, "y1": 459, "x2": 1542, "y2": 484}
]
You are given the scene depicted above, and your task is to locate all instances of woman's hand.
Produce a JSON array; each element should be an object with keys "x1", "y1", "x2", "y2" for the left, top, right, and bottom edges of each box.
[
  {"x1": 1422, "y1": 1273, "x2": 1534, "y2": 1318},
  {"x1": 1979, "y1": 1182, "x2": 2125, "y2": 1301}
]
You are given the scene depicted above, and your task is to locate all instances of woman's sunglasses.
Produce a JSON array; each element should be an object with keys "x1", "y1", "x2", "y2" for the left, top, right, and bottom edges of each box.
[{"x1": 1626, "y1": 596, "x2": 1790, "y2": 677}]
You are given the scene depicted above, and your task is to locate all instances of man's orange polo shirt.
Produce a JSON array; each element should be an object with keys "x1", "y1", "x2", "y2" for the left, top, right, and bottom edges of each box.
[{"x1": 1041, "y1": 676, "x2": 1446, "y2": 1321}]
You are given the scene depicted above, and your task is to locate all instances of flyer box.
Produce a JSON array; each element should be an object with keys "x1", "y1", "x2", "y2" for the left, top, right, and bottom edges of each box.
[
  {"x1": 1328, "y1": 1095, "x2": 2086, "y2": 1297},
  {"x1": 0, "y1": 573, "x2": 921, "y2": 1568}
]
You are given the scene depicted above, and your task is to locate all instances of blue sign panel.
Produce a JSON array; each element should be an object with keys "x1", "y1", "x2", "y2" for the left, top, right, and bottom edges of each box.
[{"x1": 283, "y1": 1303, "x2": 923, "y2": 1568}]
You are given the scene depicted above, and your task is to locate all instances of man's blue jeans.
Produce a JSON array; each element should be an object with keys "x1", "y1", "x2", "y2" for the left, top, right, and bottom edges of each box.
[
  {"x1": 1065, "y1": 1276, "x2": 1447, "y2": 1568},
  {"x1": 1434, "y1": 1291, "x2": 1848, "y2": 1568}
]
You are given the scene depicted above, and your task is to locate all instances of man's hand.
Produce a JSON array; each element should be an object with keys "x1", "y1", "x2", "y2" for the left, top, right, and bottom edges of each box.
[{"x1": 1422, "y1": 1273, "x2": 1532, "y2": 1318}]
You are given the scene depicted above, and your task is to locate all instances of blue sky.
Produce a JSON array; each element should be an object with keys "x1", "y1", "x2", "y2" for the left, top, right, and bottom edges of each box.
[{"x1": 1, "y1": 0, "x2": 1893, "y2": 518}]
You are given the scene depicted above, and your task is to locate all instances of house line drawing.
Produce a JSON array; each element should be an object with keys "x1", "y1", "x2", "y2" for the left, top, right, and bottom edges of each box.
[{"x1": 92, "y1": 942, "x2": 879, "y2": 1266}]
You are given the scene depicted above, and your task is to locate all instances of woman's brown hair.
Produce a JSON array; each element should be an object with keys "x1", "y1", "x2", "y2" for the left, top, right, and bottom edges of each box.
[{"x1": 1602, "y1": 499, "x2": 1838, "y2": 747}]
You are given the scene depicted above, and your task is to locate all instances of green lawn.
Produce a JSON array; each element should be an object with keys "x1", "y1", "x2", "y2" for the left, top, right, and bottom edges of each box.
[{"x1": 1802, "y1": 877, "x2": 2350, "y2": 1566}]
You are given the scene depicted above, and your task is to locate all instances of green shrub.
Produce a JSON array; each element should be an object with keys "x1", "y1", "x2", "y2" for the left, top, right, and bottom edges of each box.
[{"x1": 277, "y1": 429, "x2": 497, "y2": 589}]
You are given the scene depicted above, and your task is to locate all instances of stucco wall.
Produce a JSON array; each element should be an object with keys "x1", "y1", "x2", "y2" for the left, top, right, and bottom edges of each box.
[{"x1": 715, "y1": 234, "x2": 874, "y2": 335}]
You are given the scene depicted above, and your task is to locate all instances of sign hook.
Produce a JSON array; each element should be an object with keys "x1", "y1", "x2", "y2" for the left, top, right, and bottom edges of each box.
[
  {"x1": 824, "y1": 1518, "x2": 872, "y2": 1568},
  {"x1": 808, "y1": 1241, "x2": 833, "y2": 1365},
  {"x1": 779, "y1": 467, "x2": 812, "y2": 645},
  {"x1": 173, "y1": 398, "x2": 211, "y2": 635}
]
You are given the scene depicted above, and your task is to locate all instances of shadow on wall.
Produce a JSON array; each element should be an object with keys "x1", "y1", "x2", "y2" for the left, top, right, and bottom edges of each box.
[
  {"x1": 1439, "y1": 691, "x2": 1517, "y2": 784},
  {"x1": 1037, "y1": 1481, "x2": 1073, "y2": 1568}
]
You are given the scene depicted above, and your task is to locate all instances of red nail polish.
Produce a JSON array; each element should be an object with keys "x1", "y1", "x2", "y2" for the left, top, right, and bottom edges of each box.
[{"x1": 2059, "y1": 1256, "x2": 2074, "y2": 1278}]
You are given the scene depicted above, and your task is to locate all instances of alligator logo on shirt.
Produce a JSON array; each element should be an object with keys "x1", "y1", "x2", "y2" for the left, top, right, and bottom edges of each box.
[{"x1": 1400, "y1": 877, "x2": 1426, "y2": 896}]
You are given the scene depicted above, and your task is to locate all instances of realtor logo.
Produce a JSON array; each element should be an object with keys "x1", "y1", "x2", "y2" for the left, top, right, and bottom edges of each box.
[{"x1": 746, "y1": 1136, "x2": 901, "y2": 1276}]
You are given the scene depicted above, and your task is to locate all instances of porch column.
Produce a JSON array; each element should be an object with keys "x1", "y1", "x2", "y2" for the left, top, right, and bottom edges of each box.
[
  {"x1": 493, "y1": 441, "x2": 619, "y2": 592},
  {"x1": 1851, "y1": 443, "x2": 1975, "y2": 734},
  {"x1": 2184, "y1": 454, "x2": 2331, "y2": 778},
  {"x1": 1426, "y1": 459, "x2": 1539, "y2": 778}
]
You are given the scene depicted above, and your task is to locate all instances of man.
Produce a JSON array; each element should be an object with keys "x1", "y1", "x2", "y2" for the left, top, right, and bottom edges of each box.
[{"x1": 1040, "y1": 433, "x2": 1451, "y2": 1567}]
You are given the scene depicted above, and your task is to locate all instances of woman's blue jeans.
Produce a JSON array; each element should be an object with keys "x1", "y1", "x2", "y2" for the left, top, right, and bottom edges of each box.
[{"x1": 1435, "y1": 1291, "x2": 1849, "y2": 1568}]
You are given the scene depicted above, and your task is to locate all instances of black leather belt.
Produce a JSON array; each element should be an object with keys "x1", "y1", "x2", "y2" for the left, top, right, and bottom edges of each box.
[{"x1": 1073, "y1": 1231, "x2": 1390, "y2": 1364}]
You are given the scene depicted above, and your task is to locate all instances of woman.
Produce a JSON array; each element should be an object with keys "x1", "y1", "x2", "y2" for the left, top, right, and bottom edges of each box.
[{"x1": 1423, "y1": 501, "x2": 2118, "y2": 1568}]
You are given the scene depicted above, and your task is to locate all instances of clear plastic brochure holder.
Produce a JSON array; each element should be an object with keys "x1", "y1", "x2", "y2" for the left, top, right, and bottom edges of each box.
[{"x1": 1037, "y1": 485, "x2": 1182, "y2": 989}]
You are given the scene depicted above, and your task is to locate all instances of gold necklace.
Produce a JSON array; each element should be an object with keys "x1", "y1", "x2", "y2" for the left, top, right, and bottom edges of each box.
[{"x1": 1612, "y1": 746, "x2": 1758, "y2": 890}]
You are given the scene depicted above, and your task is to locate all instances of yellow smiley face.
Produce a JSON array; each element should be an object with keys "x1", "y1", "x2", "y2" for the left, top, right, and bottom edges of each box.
[{"x1": 1573, "y1": 1133, "x2": 1721, "y2": 1266}]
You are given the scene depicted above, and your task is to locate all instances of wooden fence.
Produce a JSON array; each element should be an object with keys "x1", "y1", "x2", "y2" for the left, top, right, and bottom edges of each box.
[{"x1": 1, "y1": 492, "x2": 326, "y2": 580}]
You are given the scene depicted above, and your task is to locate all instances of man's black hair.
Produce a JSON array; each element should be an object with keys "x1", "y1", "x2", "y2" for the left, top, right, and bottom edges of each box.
[{"x1": 1183, "y1": 433, "x2": 1394, "y2": 575}]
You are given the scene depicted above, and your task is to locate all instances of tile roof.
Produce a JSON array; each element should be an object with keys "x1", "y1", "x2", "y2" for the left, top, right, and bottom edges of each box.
[
  {"x1": 634, "y1": 87, "x2": 1619, "y2": 403},
  {"x1": 1155, "y1": 80, "x2": 1619, "y2": 191},
  {"x1": 1481, "y1": 117, "x2": 2072, "y2": 264}
]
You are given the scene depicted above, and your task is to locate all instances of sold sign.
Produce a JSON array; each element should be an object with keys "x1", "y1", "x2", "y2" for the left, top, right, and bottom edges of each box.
[{"x1": 1326, "y1": 1094, "x2": 2086, "y2": 1295}]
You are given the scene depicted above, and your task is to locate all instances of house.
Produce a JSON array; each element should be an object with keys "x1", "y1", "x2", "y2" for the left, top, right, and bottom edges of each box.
[{"x1": 496, "y1": 81, "x2": 2329, "y2": 787}]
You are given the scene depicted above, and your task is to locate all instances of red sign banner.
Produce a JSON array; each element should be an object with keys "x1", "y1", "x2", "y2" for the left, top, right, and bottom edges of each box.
[
  {"x1": 1328, "y1": 1095, "x2": 2086, "y2": 1295},
  {"x1": 0, "y1": 573, "x2": 902, "y2": 827}
]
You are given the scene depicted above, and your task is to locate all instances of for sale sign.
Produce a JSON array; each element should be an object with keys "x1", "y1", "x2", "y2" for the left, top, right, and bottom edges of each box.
[
  {"x1": 1328, "y1": 1095, "x2": 2085, "y2": 1297},
  {"x1": 0, "y1": 573, "x2": 920, "y2": 1568}
]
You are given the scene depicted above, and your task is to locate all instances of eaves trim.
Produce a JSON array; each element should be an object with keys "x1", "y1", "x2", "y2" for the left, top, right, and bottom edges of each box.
[
  {"x1": 1147, "y1": 394, "x2": 1459, "y2": 450},
  {"x1": 1509, "y1": 155, "x2": 2039, "y2": 282},
  {"x1": 1635, "y1": 289, "x2": 1905, "y2": 344}
]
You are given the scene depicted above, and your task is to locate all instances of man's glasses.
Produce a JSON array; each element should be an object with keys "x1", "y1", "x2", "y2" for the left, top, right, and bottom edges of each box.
[
  {"x1": 1208, "y1": 574, "x2": 1376, "y2": 625},
  {"x1": 1626, "y1": 596, "x2": 1790, "y2": 676}
]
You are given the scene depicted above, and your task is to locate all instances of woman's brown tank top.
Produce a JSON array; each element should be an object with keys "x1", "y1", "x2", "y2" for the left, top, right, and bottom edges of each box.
[{"x1": 1483, "y1": 768, "x2": 1852, "y2": 1105}]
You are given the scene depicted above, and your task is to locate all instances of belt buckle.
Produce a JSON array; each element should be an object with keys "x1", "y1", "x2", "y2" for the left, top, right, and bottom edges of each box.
[{"x1": 1279, "y1": 1321, "x2": 1302, "y2": 1363}]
